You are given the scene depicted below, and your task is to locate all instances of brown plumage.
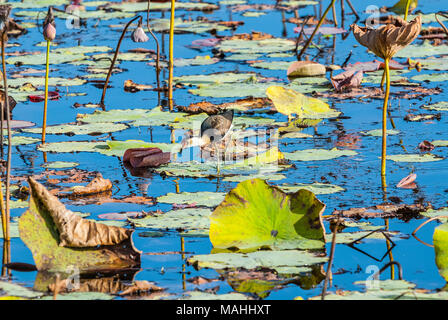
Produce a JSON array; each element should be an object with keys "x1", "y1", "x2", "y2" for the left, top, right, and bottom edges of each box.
[
  {"x1": 0, "y1": 90, "x2": 16, "y2": 119},
  {"x1": 200, "y1": 109, "x2": 234, "y2": 146}
]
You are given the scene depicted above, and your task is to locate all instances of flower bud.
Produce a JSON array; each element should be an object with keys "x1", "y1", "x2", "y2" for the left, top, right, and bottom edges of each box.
[
  {"x1": 131, "y1": 22, "x2": 149, "y2": 43},
  {"x1": 43, "y1": 23, "x2": 56, "y2": 41},
  {"x1": 43, "y1": 6, "x2": 56, "y2": 41}
]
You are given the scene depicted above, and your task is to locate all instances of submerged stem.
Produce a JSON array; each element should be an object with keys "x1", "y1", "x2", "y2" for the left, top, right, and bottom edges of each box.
[
  {"x1": 42, "y1": 39, "x2": 50, "y2": 144},
  {"x1": 297, "y1": 0, "x2": 336, "y2": 60},
  {"x1": 168, "y1": 0, "x2": 175, "y2": 111},
  {"x1": 100, "y1": 15, "x2": 141, "y2": 106},
  {"x1": 381, "y1": 58, "x2": 390, "y2": 178}
]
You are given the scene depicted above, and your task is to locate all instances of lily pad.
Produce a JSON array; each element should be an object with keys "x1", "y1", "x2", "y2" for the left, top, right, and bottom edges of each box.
[
  {"x1": 278, "y1": 183, "x2": 344, "y2": 195},
  {"x1": 209, "y1": 179, "x2": 326, "y2": 250},
  {"x1": 23, "y1": 122, "x2": 128, "y2": 136},
  {"x1": 188, "y1": 249, "x2": 328, "y2": 273},
  {"x1": 385, "y1": 154, "x2": 444, "y2": 163},
  {"x1": 361, "y1": 129, "x2": 400, "y2": 137},
  {"x1": 422, "y1": 101, "x2": 448, "y2": 111},
  {"x1": 434, "y1": 223, "x2": 448, "y2": 282},
  {"x1": 0, "y1": 282, "x2": 42, "y2": 299},
  {"x1": 129, "y1": 208, "x2": 212, "y2": 236},
  {"x1": 284, "y1": 148, "x2": 358, "y2": 161},
  {"x1": 157, "y1": 192, "x2": 226, "y2": 208}
]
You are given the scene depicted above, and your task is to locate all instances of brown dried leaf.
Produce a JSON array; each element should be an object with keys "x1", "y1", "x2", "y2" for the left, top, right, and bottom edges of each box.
[
  {"x1": 27, "y1": 177, "x2": 132, "y2": 248},
  {"x1": 177, "y1": 101, "x2": 221, "y2": 115},
  {"x1": 333, "y1": 203, "x2": 427, "y2": 220},
  {"x1": 331, "y1": 70, "x2": 363, "y2": 92},
  {"x1": 396, "y1": 173, "x2": 417, "y2": 188},
  {"x1": 68, "y1": 172, "x2": 113, "y2": 196},
  {"x1": 124, "y1": 79, "x2": 153, "y2": 92},
  {"x1": 119, "y1": 281, "x2": 163, "y2": 296},
  {"x1": 418, "y1": 140, "x2": 435, "y2": 152},
  {"x1": 352, "y1": 16, "x2": 422, "y2": 59}
]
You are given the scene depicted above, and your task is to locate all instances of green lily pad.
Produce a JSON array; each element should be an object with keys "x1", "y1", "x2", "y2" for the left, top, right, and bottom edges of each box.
[
  {"x1": 0, "y1": 220, "x2": 20, "y2": 239},
  {"x1": 360, "y1": 129, "x2": 400, "y2": 136},
  {"x1": 385, "y1": 154, "x2": 444, "y2": 163},
  {"x1": 174, "y1": 72, "x2": 257, "y2": 86},
  {"x1": 226, "y1": 53, "x2": 262, "y2": 61},
  {"x1": 4, "y1": 135, "x2": 40, "y2": 146},
  {"x1": 395, "y1": 42, "x2": 448, "y2": 58},
  {"x1": 8, "y1": 76, "x2": 86, "y2": 88},
  {"x1": 108, "y1": 2, "x2": 219, "y2": 12},
  {"x1": 174, "y1": 56, "x2": 219, "y2": 67},
  {"x1": 42, "y1": 292, "x2": 114, "y2": 300},
  {"x1": 41, "y1": 161, "x2": 79, "y2": 169},
  {"x1": 7, "y1": 52, "x2": 86, "y2": 66},
  {"x1": 434, "y1": 223, "x2": 448, "y2": 282},
  {"x1": 411, "y1": 73, "x2": 448, "y2": 82},
  {"x1": 209, "y1": 179, "x2": 326, "y2": 250},
  {"x1": 278, "y1": 182, "x2": 344, "y2": 195},
  {"x1": 284, "y1": 148, "x2": 358, "y2": 161},
  {"x1": 38, "y1": 141, "x2": 108, "y2": 153},
  {"x1": 187, "y1": 249, "x2": 328, "y2": 273},
  {"x1": 100, "y1": 140, "x2": 179, "y2": 157},
  {"x1": 223, "y1": 173, "x2": 287, "y2": 182},
  {"x1": 129, "y1": 208, "x2": 212, "y2": 235},
  {"x1": 250, "y1": 61, "x2": 293, "y2": 70},
  {"x1": 180, "y1": 291, "x2": 249, "y2": 300},
  {"x1": 422, "y1": 101, "x2": 448, "y2": 111},
  {"x1": 218, "y1": 38, "x2": 296, "y2": 54},
  {"x1": 432, "y1": 140, "x2": 448, "y2": 147},
  {"x1": 23, "y1": 122, "x2": 128, "y2": 136},
  {"x1": 0, "y1": 282, "x2": 42, "y2": 299},
  {"x1": 421, "y1": 208, "x2": 448, "y2": 222},
  {"x1": 157, "y1": 192, "x2": 226, "y2": 208}
]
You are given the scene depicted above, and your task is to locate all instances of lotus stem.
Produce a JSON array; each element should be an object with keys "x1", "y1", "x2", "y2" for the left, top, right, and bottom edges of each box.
[
  {"x1": 0, "y1": 179, "x2": 6, "y2": 240},
  {"x1": 380, "y1": 68, "x2": 386, "y2": 91},
  {"x1": 297, "y1": 0, "x2": 336, "y2": 60},
  {"x1": 404, "y1": 0, "x2": 412, "y2": 20},
  {"x1": 147, "y1": 0, "x2": 161, "y2": 104},
  {"x1": 100, "y1": 15, "x2": 141, "y2": 106},
  {"x1": 381, "y1": 58, "x2": 390, "y2": 178},
  {"x1": 435, "y1": 13, "x2": 448, "y2": 38},
  {"x1": 322, "y1": 217, "x2": 340, "y2": 300},
  {"x1": 372, "y1": 261, "x2": 403, "y2": 280},
  {"x1": 42, "y1": 39, "x2": 50, "y2": 144},
  {"x1": 332, "y1": 1, "x2": 338, "y2": 27},
  {"x1": 345, "y1": 0, "x2": 359, "y2": 20},
  {"x1": 1, "y1": 30, "x2": 11, "y2": 242},
  {"x1": 168, "y1": 0, "x2": 175, "y2": 111}
]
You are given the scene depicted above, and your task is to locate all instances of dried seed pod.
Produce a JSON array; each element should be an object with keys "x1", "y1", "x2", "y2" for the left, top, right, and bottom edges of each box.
[
  {"x1": 131, "y1": 21, "x2": 149, "y2": 43},
  {"x1": 351, "y1": 16, "x2": 422, "y2": 60}
]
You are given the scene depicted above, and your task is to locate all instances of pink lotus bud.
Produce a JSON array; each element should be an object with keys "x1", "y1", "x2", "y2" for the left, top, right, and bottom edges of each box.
[{"x1": 43, "y1": 22, "x2": 56, "y2": 41}]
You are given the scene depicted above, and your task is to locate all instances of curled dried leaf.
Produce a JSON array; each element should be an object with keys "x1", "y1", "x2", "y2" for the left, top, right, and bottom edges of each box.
[
  {"x1": 331, "y1": 70, "x2": 363, "y2": 92},
  {"x1": 396, "y1": 173, "x2": 417, "y2": 188},
  {"x1": 351, "y1": 16, "x2": 422, "y2": 60},
  {"x1": 28, "y1": 177, "x2": 131, "y2": 248},
  {"x1": 70, "y1": 173, "x2": 113, "y2": 196}
]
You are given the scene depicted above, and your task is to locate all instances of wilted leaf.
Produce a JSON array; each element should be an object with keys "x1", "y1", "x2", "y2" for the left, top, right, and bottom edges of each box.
[
  {"x1": 331, "y1": 70, "x2": 363, "y2": 92},
  {"x1": 123, "y1": 148, "x2": 171, "y2": 168},
  {"x1": 209, "y1": 178, "x2": 326, "y2": 250},
  {"x1": 396, "y1": 173, "x2": 417, "y2": 189},
  {"x1": 18, "y1": 178, "x2": 141, "y2": 272}
]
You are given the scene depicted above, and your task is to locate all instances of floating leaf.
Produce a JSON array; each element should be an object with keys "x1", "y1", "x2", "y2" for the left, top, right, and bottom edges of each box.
[
  {"x1": 361, "y1": 129, "x2": 400, "y2": 136},
  {"x1": 209, "y1": 179, "x2": 326, "y2": 250},
  {"x1": 188, "y1": 250, "x2": 328, "y2": 272},
  {"x1": 385, "y1": 154, "x2": 443, "y2": 162},
  {"x1": 157, "y1": 192, "x2": 226, "y2": 208},
  {"x1": 284, "y1": 148, "x2": 357, "y2": 161},
  {"x1": 129, "y1": 208, "x2": 212, "y2": 236},
  {"x1": 23, "y1": 122, "x2": 128, "y2": 136},
  {"x1": 278, "y1": 182, "x2": 344, "y2": 195},
  {"x1": 266, "y1": 86, "x2": 338, "y2": 119},
  {"x1": 18, "y1": 178, "x2": 141, "y2": 272},
  {"x1": 434, "y1": 223, "x2": 448, "y2": 282},
  {"x1": 287, "y1": 61, "x2": 326, "y2": 77}
]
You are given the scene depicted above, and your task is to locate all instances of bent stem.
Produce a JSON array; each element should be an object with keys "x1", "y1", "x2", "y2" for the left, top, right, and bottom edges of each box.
[
  {"x1": 297, "y1": 0, "x2": 336, "y2": 60},
  {"x1": 100, "y1": 15, "x2": 141, "y2": 106},
  {"x1": 1, "y1": 30, "x2": 11, "y2": 242},
  {"x1": 42, "y1": 39, "x2": 50, "y2": 144},
  {"x1": 381, "y1": 58, "x2": 390, "y2": 178},
  {"x1": 168, "y1": 0, "x2": 175, "y2": 111},
  {"x1": 147, "y1": 0, "x2": 161, "y2": 104}
]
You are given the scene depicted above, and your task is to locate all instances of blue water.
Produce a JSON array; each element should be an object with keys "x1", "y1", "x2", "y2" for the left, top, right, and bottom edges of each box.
[{"x1": 1, "y1": 0, "x2": 448, "y2": 299}]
